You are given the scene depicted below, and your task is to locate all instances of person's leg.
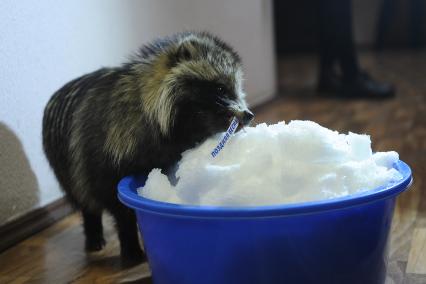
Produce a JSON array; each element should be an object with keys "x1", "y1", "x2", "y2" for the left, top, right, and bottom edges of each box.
[
  {"x1": 333, "y1": 0, "x2": 360, "y2": 79},
  {"x1": 317, "y1": 0, "x2": 395, "y2": 98},
  {"x1": 317, "y1": 0, "x2": 339, "y2": 80},
  {"x1": 410, "y1": 0, "x2": 426, "y2": 48},
  {"x1": 318, "y1": 0, "x2": 359, "y2": 81}
]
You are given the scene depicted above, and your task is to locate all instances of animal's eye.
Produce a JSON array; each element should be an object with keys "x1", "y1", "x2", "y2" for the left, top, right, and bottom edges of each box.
[{"x1": 216, "y1": 86, "x2": 226, "y2": 95}]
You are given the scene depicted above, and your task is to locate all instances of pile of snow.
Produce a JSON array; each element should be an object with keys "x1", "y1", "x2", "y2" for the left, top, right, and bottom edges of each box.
[{"x1": 138, "y1": 120, "x2": 402, "y2": 206}]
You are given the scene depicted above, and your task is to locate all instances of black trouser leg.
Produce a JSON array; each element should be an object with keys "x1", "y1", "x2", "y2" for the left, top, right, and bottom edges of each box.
[{"x1": 318, "y1": 0, "x2": 360, "y2": 80}]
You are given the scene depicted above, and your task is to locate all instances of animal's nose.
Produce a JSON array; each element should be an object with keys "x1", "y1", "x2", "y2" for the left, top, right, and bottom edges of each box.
[{"x1": 241, "y1": 110, "x2": 254, "y2": 125}]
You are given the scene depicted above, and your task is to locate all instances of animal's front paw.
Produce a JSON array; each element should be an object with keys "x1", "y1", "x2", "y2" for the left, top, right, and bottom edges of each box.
[
  {"x1": 121, "y1": 247, "x2": 146, "y2": 267},
  {"x1": 85, "y1": 237, "x2": 106, "y2": 252}
]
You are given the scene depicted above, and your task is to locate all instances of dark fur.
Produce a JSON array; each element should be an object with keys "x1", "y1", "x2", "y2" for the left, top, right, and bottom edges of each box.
[{"x1": 42, "y1": 32, "x2": 252, "y2": 265}]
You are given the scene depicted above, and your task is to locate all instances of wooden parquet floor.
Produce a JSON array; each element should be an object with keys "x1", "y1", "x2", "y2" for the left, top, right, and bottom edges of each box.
[{"x1": 0, "y1": 51, "x2": 425, "y2": 283}]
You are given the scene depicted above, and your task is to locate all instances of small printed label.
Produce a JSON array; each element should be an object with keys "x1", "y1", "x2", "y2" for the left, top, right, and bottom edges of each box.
[{"x1": 211, "y1": 117, "x2": 239, "y2": 158}]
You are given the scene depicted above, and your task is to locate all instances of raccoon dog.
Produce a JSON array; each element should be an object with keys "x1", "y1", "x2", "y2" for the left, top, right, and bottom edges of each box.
[{"x1": 42, "y1": 31, "x2": 254, "y2": 265}]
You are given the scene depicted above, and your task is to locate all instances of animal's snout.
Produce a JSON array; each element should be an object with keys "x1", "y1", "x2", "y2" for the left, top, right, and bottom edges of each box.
[
  {"x1": 222, "y1": 98, "x2": 254, "y2": 126},
  {"x1": 239, "y1": 110, "x2": 254, "y2": 126}
]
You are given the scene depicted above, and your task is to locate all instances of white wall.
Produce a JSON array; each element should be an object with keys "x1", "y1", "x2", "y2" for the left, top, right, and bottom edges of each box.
[{"x1": 0, "y1": 0, "x2": 276, "y2": 223}]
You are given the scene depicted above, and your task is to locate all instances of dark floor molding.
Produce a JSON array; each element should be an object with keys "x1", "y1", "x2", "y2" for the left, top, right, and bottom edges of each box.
[{"x1": 0, "y1": 197, "x2": 73, "y2": 252}]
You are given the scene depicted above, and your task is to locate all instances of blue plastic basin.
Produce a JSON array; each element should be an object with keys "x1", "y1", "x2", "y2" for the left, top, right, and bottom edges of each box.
[{"x1": 118, "y1": 160, "x2": 412, "y2": 284}]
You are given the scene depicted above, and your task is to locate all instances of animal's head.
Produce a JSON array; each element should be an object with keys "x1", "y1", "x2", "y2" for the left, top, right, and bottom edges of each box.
[{"x1": 139, "y1": 32, "x2": 253, "y2": 144}]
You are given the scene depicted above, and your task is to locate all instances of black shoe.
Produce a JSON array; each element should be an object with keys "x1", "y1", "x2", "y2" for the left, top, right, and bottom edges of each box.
[{"x1": 318, "y1": 71, "x2": 395, "y2": 99}]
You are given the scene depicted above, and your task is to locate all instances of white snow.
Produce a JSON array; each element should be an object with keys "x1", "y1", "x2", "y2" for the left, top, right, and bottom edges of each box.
[{"x1": 138, "y1": 120, "x2": 402, "y2": 206}]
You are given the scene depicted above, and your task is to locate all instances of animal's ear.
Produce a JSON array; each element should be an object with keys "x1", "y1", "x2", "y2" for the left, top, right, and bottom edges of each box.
[{"x1": 176, "y1": 40, "x2": 196, "y2": 62}]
